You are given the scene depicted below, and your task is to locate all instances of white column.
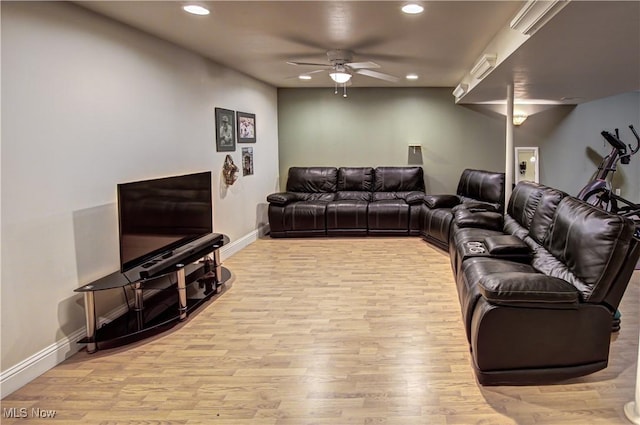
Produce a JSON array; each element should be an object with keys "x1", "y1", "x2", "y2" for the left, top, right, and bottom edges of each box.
[
  {"x1": 625, "y1": 327, "x2": 640, "y2": 424},
  {"x1": 505, "y1": 84, "x2": 514, "y2": 204}
]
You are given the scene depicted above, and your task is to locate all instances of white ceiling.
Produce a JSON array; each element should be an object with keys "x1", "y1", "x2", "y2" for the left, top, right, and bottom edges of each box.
[{"x1": 75, "y1": 1, "x2": 640, "y2": 106}]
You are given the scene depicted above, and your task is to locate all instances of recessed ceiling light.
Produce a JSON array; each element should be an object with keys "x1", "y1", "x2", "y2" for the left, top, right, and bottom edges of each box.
[
  {"x1": 182, "y1": 4, "x2": 210, "y2": 16},
  {"x1": 402, "y1": 3, "x2": 424, "y2": 14},
  {"x1": 406, "y1": 74, "x2": 419, "y2": 80},
  {"x1": 298, "y1": 75, "x2": 312, "y2": 80}
]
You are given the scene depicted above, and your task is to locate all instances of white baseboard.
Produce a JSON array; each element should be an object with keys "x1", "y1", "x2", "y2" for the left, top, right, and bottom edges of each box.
[
  {"x1": 0, "y1": 328, "x2": 86, "y2": 399},
  {"x1": 0, "y1": 228, "x2": 262, "y2": 398}
]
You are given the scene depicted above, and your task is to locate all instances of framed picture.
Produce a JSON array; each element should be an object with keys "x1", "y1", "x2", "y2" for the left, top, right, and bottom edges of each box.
[
  {"x1": 242, "y1": 147, "x2": 254, "y2": 176},
  {"x1": 215, "y1": 108, "x2": 236, "y2": 152},
  {"x1": 236, "y1": 111, "x2": 256, "y2": 143}
]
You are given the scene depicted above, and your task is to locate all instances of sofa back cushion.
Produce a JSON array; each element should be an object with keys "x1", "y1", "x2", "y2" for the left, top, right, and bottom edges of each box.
[
  {"x1": 286, "y1": 167, "x2": 338, "y2": 193},
  {"x1": 456, "y1": 169, "x2": 505, "y2": 208},
  {"x1": 506, "y1": 181, "x2": 545, "y2": 230},
  {"x1": 337, "y1": 167, "x2": 374, "y2": 191},
  {"x1": 540, "y1": 197, "x2": 636, "y2": 302},
  {"x1": 527, "y1": 187, "x2": 566, "y2": 244},
  {"x1": 374, "y1": 167, "x2": 425, "y2": 192}
]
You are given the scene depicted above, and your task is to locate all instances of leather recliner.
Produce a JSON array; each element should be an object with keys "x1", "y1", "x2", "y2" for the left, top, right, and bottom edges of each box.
[
  {"x1": 449, "y1": 181, "x2": 640, "y2": 385},
  {"x1": 421, "y1": 169, "x2": 505, "y2": 250}
]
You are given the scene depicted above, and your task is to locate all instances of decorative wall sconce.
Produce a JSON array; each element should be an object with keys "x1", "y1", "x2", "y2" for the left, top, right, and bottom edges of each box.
[{"x1": 513, "y1": 113, "x2": 528, "y2": 126}]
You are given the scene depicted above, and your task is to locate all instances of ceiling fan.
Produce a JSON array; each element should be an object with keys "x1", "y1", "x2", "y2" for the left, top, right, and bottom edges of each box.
[{"x1": 287, "y1": 49, "x2": 399, "y2": 96}]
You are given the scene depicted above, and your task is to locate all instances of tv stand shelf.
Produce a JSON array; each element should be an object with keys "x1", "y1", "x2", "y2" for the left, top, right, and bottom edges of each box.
[{"x1": 75, "y1": 234, "x2": 229, "y2": 353}]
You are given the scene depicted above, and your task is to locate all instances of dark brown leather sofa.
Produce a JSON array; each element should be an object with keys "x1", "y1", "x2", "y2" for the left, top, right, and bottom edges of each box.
[
  {"x1": 421, "y1": 169, "x2": 505, "y2": 250},
  {"x1": 267, "y1": 166, "x2": 425, "y2": 237},
  {"x1": 449, "y1": 181, "x2": 640, "y2": 385}
]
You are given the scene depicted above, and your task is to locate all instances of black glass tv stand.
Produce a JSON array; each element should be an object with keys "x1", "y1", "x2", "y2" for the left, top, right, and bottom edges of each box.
[{"x1": 75, "y1": 233, "x2": 229, "y2": 353}]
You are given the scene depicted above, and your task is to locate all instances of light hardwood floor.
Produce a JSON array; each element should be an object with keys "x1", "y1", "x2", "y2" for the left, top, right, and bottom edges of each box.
[{"x1": 2, "y1": 237, "x2": 639, "y2": 424}]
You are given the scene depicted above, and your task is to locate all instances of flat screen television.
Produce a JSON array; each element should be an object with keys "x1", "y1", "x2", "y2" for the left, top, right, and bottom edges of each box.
[{"x1": 117, "y1": 171, "x2": 213, "y2": 273}]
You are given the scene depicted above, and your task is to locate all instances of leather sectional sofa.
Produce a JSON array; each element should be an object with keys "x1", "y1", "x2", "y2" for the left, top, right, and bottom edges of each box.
[
  {"x1": 421, "y1": 169, "x2": 505, "y2": 250},
  {"x1": 266, "y1": 167, "x2": 640, "y2": 385},
  {"x1": 267, "y1": 166, "x2": 425, "y2": 237},
  {"x1": 449, "y1": 181, "x2": 640, "y2": 385}
]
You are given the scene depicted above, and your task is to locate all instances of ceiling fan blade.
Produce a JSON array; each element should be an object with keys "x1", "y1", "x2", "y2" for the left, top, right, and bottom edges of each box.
[
  {"x1": 285, "y1": 69, "x2": 326, "y2": 79},
  {"x1": 303, "y1": 69, "x2": 327, "y2": 75},
  {"x1": 346, "y1": 61, "x2": 380, "y2": 70},
  {"x1": 287, "y1": 61, "x2": 332, "y2": 67},
  {"x1": 356, "y1": 69, "x2": 399, "y2": 83}
]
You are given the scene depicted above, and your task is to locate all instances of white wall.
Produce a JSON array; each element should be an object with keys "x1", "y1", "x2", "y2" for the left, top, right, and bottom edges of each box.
[{"x1": 1, "y1": 1, "x2": 279, "y2": 393}]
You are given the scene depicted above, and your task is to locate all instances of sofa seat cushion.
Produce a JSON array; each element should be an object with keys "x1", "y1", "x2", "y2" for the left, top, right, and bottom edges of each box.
[
  {"x1": 478, "y1": 272, "x2": 580, "y2": 308},
  {"x1": 327, "y1": 200, "x2": 368, "y2": 230},
  {"x1": 368, "y1": 199, "x2": 410, "y2": 231},
  {"x1": 336, "y1": 191, "x2": 371, "y2": 201},
  {"x1": 283, "y1": 201, "x2": 329, "y2": 232}
]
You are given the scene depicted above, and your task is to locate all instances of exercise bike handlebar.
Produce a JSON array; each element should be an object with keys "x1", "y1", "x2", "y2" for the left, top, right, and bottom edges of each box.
[
  {"x1": 600, "y1": 130, "x2": 627, "y2": 153},
  {"x1": 628, "y1": 125, "x2": 639, "y2": 155}
]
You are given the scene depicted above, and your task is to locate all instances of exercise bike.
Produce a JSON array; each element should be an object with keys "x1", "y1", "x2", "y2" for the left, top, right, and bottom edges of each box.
[{"x1": 577, "y1": 124, "x2": 640, "y2": 237}]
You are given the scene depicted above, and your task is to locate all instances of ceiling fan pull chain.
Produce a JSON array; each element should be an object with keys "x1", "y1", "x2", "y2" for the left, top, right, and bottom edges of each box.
[
  {"x1": 343, "y1": 83, "x2": 347, "y2": 98},
  {"x1": 334, "y1": 80, "x2": 338, "y2": 95}
]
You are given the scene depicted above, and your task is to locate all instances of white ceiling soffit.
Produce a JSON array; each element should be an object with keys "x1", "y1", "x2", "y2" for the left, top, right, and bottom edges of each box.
[
  {"x1": 454, "y1": 0, "x2": 569, "y2": 103},
  {"x1": 457, "y1": 0, "x2": 640, "y2": 105}
]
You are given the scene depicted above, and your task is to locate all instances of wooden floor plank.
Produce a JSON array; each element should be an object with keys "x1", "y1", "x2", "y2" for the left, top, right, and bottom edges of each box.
[{"x1": 2, "y1": 237, "x2": 638, "y2": 424}]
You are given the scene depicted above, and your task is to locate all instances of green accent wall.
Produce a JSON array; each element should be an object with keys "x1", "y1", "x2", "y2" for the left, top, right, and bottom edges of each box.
[{"x1": 278, "y1": 87, "x2": 507, "y2": 194}]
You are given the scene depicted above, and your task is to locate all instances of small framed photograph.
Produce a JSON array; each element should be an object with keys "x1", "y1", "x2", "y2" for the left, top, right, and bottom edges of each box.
[
  {"x1": 236, "y1": 111, "x2": 256, "y2": 143},
  {"x1": 215, "y1": 108, "x2": 236, "y2": 152},
  {"x1": 242, "y1": 147, "x2": 254, "y2": 176}
]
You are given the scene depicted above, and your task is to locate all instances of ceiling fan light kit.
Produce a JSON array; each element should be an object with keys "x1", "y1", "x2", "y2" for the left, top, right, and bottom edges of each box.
[
  {"x1": 286, "y1": 49, "x2": 399, "y2": 97},
  {"x1": 329, "y1": 71, "x2": 352, "y2": 84}
]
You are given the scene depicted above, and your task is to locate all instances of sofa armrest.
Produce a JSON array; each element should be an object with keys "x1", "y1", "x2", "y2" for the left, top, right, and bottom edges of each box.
[
  {"x1": 453, "y1": 209, "x2": 503, "y2": 231},
  {"x1": 424, "y1": 194, "x2": 460, "y2": 209},
  {"x1": 405, "y1": 191, "x2": 426, "y2": 205},
  {"x1": 484, "y1": 235, "x2": 530, "y2": 256},
  {"x1": 267, "y1": 192, "x2": 298, "y2": 206},
  {"x1": 461, "y1": 200, "x2": 500, "y2": 213},
  {"x1": 479, "y1": 272, "x2": 580, "y2": 309}
]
